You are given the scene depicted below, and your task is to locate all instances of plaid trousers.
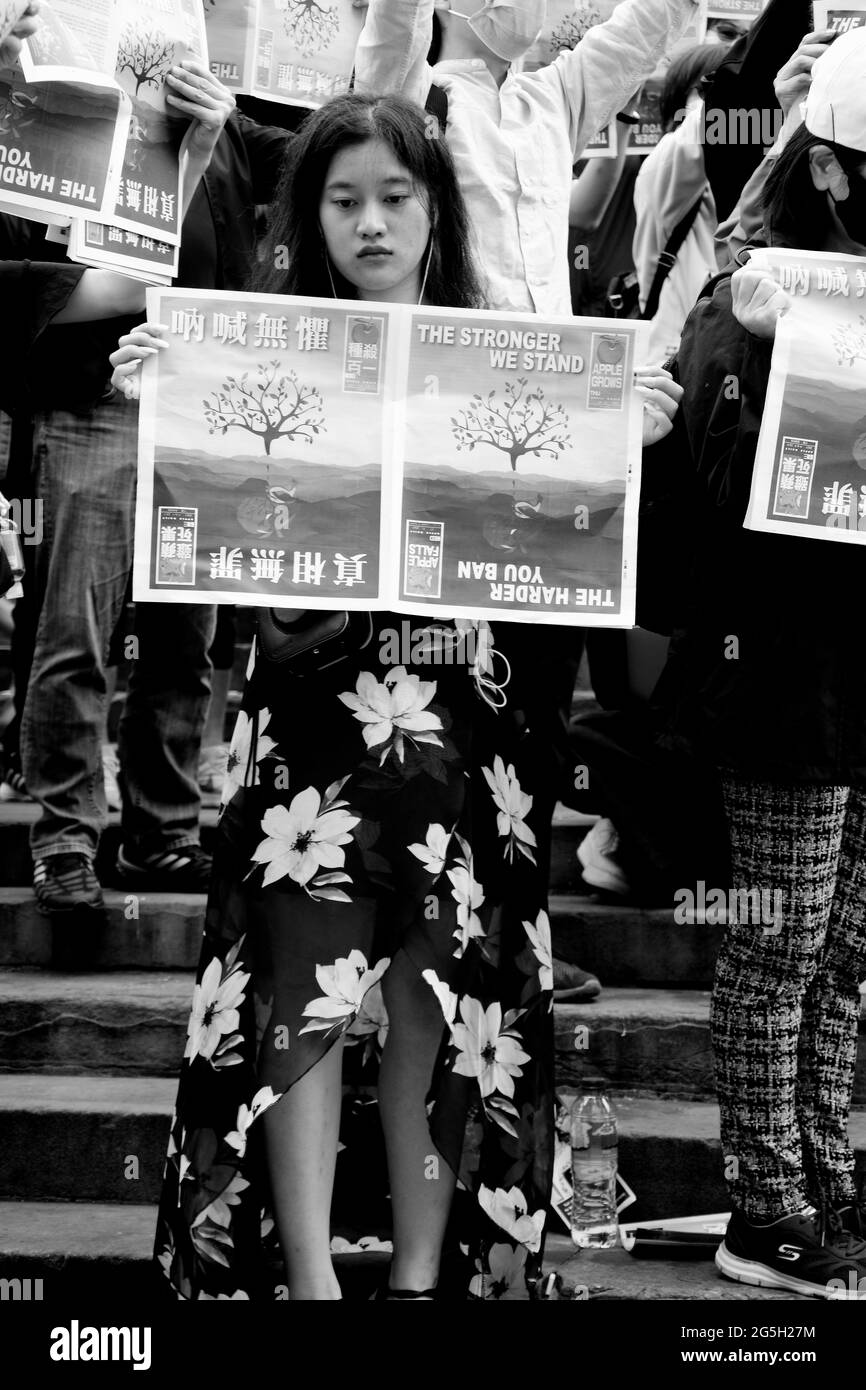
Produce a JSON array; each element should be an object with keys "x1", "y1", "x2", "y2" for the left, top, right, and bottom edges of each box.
[{"x1": 712, "y1": 776, "x2": 866, "y2": 1218}]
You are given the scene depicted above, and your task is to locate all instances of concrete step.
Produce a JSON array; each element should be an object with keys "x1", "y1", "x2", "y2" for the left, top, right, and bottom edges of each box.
[
  {"x1": 0, "y1": 880, "x2": 722, "y2": 989},
  {"x1": 3, "y1": 1077, "x2": 865, "y2": 1222},
  {"x1": 0, "y1": 1203, "x2": 834, "y2": 1302},
  {"x1": 3, "y1": 971, "x2": 865, "y2": 1101},
  {"x1": 558, "y1": 990, "x2": 866, "y2": 1103}
]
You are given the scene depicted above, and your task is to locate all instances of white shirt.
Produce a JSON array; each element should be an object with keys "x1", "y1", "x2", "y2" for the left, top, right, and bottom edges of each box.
[
  {"x1": 633, "y1": 101, "x2": 718, "y2": 363},
  {"x1": 355, "y1": 0, "x2": 701, "y2": 314}
]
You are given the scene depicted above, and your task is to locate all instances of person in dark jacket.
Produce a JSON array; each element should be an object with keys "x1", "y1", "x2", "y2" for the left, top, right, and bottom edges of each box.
[
  {"x1": 0, "y1": 64, "x2": 290, "y2": 914},
  {"x1": 656, "y1": 29, "x2": 866, "y2": 1299}
]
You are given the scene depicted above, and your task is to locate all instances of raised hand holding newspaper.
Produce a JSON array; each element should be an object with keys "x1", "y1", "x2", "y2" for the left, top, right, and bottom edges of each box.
[{"x1": 744, "y1": 246, "x2": 866, "y2": 545}]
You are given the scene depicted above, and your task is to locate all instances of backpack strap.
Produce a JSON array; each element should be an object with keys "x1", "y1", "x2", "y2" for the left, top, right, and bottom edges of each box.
[
  {"x1": 424, "y1": 83, "x2": 448, "y2": 137},
  {"x1": 643, "y1": 187, "x2": 708, "y2": 322}
]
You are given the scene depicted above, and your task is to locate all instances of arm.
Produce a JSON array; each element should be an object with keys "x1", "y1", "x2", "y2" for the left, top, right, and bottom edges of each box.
[
  {"x1": 568, "y1": 123, "x2": 632, "y2": 232},
  {"x1": 537, "y1": 0, "x2": 700, "y2": 160},
  {"x1": 236, "y1": 111, "x2": 292, "y2": 204},
  {"x1": 353, "y1": 0, "x2": 433, "y2": 105}
]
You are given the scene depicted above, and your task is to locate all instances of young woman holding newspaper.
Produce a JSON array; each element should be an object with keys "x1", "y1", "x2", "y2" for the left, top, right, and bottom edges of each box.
[
  {"x1": 653, "y1": 28, "x2": 866, "y2": 1301},
  {"x1": 111, "y1": 91, "x2": 680, "y2": 1302}
]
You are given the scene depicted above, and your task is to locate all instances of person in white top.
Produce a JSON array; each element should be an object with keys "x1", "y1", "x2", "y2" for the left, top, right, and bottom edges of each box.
[
  {"x1": 632, "y1": 44, "x2": 728, "y2": 364},
  {"x1": 354, "y1": 0, "x2": 702, "y2": 315}
]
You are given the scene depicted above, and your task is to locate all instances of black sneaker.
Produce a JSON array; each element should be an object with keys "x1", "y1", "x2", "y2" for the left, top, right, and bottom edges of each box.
[
  {"x1": 835, "y1": 1201, "x2": 866, "y2": 1241},
  {"x1": 717, "y1": 1205, "x2": 866, "y2": 1300},
  {"x1": 114, "y1": 843, "x2": 213, "y2": 892},
  {"x1": 552, "y1": 958, "x2": 601, "y2": 1002},
  {"x1": 33, "y1": 854, "x2": 104, "y2": 914}
]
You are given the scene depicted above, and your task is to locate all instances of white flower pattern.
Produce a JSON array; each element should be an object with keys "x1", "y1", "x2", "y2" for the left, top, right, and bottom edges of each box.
[
  {"x1": 250, "y1": 783, "x2": 359, "y2": 898},
  {"x1": 338, "y1": 666, "x2": 443, "y2": 765},
  {"x1": 299, "y1": 950, "x2": 390, "y2": 1038},
  {"x1": 451, "y1": 997, "x2": 530, "y2": 1099},
  {"x1": 220, "y1": 707, "x2": 278, "y2": 808},
  {"x1": 483, "y1": 755, "x2": 537, "y2": 864}
]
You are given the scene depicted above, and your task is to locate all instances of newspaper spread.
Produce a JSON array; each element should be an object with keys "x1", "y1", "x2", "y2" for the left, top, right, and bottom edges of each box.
[
  {"x1": 744, "y1": 248, "x2": 866, "y2": 547},
  {"x1": 8, "y1": 0, "x2": 207, "y2": 262},
  {"x1": 0, "y1": 0, "x2": 130, "y2": 223},
  {"x1": 135, "y1": 288, "x2": 648, "y2": 624},
  {"x1": 812, "y1": 2, "x2": 866, "y2": 31}
]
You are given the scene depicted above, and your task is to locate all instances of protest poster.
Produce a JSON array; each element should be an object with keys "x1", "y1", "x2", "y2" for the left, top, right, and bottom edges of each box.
[
  {"x1": 392, "y1": 307, "x2": 646, "y2": 626},
  {"x1": 134, "y1": 289, "x2": 647, "y2": 626},
  {"x1": 135, "y1": 289, "x2": 398, "y2": 608},
  {"x1": 204, "y1": 0, "x2": 256, "y2": 90},
  {"x1": 249, "y1": 0, "x2": 364, "y2": 108},
  {"x1": 744, "y1": 248, "x2": 866, "y2": 547},
  {"x1": 811, "y1": 3, "x2": 866, "y2": 32}
]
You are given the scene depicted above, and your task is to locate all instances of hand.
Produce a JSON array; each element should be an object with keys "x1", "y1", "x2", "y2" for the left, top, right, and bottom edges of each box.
[
  {"x1": 0, "y1": 1, "x2": 40, "y2": 66},
  {"x1": 110, "y1": 323, "x2": 169, "y2": 402},
  {"x1": 636, "y1": 366, "x2": 683, "y2": 448},
  {"x1": 774, "y1": 29, "x2": 837, "y2": 122},
  {"x1": 166, "y1": 59, "x2": 235, "y2": 161},
  {"x1": 731, "y1": 266, "x2": 791, "y2": 341}
]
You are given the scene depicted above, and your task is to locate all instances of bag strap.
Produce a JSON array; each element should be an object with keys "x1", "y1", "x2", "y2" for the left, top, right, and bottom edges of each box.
[
  {"x1": 425, "y1": 82, "x2": 448, "y2": 136},
  {"x1": 643, "y1": 187, "x2": 708, "y2": 322}
]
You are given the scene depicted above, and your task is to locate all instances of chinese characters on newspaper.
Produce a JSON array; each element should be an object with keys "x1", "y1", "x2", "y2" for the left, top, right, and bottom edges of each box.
[
  {"x1": 745, "y1": 249, "x2": 866, "y2": 547},
  {"x1": 135, "y1": 290, "x2": 648, "y2": 626}
]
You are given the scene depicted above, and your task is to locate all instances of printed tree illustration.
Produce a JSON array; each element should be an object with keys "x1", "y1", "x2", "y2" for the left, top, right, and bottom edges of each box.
[
  {"x1": 452, "y1": 379, "x2": 571, "y2": 488},
  {"x1": 549, "y1": 2, "x2": 602, "y2": 56},
  {"x1": 116, "y1": 28, "x2": 176, "y2": 95},
  {"x1": 282, "y1": 0, "x2": 339, "y2": 55},
  {"x1": 833, "y1": 316, "x2": 866, "y2": 368},
  {"x1": 203, "y1": 362, "x2": 326, "y2": 456}
]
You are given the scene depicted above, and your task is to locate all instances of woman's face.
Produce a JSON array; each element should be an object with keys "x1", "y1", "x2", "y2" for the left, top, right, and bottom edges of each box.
[{"x1": 319, "y1": 138, "x2": 432, "y2": 304}]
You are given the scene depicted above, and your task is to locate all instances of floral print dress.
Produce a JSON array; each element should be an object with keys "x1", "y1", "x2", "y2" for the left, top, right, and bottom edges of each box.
[{"x1": 155, "y1": 615, "x2": 555, "y2": 1300}]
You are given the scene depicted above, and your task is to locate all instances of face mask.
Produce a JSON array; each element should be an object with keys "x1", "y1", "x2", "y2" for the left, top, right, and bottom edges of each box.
[{"x1": 448, "y1": 0, "x2": 546, "y2": 62}]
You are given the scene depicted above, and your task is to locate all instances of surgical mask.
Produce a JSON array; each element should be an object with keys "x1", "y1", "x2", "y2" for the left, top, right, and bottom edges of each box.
[{"x1": 448, "y1": 0, "x2": 545, "y2": 62}]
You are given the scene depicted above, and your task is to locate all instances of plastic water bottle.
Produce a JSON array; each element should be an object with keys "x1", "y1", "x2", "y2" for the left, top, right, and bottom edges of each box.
[{"x1": 570, "y1": 1091, "x2": 619, "y2": 1249}]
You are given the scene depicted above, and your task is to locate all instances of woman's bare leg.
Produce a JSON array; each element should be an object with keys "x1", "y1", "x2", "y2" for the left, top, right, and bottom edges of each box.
[
  {"x1": 379, "y1": 949, "x2": 456, "y2": 1294},
  {"x1": 262, "y1": 1034, "x2": 344, "y2": 1300}
]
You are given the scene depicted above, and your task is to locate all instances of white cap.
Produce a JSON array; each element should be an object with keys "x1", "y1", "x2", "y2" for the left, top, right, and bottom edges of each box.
[{"x1": 805, "y1": 28, "x2": 866, "y2": 152}]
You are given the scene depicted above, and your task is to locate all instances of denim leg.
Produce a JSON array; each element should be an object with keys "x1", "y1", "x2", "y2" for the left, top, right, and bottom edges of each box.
[
  {"x1": 119, "y1": 598, "x2": 216, "y2": 856},
  {"x1": 21, "y1": 393, "x2": 136, "y2": 861}
]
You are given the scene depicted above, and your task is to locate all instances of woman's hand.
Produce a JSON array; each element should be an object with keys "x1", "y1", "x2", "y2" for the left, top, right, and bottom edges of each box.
[
  {"x1": 774, "y1": 29, "x2": 837, "y2": 122},
  {"x1": 166, "y1": 59, "x2": 236, "y2": 165},
  {"x1": 110, "y1": 323, "x2": 169, "y2": 402},
  {"x1": 0, "y1": 1, "x2": 40, "y2": 65},
  {"x1": 731, "y1": 266, "x2": 791, "y2": 341},
  {"x1": 636, "y1": 366, "x2": 683, "y2": 448}
]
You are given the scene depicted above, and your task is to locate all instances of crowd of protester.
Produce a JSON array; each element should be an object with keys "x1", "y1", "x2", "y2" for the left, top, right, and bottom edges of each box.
[{"x1": 3, "y1": 0, "x2": 866, "y2": 1302}]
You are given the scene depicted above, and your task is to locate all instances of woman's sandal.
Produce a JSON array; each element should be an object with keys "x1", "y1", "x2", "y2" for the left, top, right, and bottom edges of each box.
[{"x1": 371, "y1": 1266, "x2": 439, "y2": 1300}]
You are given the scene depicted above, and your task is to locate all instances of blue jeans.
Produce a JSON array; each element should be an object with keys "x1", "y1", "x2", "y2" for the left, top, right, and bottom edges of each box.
[{"x1": 20, "y1": 390, "x2": 216, "y2": 863}]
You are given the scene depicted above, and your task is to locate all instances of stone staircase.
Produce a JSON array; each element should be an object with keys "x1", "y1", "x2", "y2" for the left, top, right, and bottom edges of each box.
[{"x1": 1, "y1": 791, "x2": 863, "y2": 1301}]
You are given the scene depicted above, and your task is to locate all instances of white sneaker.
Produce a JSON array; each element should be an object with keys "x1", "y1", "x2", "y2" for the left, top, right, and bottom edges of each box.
[
  {"x1": 102, "y1": 743, "x2": 121, "y2": 812},
  {"x1": 576, "y1": 817, "x2": 631, "y2": 896}
]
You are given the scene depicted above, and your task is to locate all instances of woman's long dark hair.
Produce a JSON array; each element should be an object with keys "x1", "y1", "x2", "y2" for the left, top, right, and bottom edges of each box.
[
  {"x1": 253, "y1": 92, "x2": 483, "y2": 309},
  {"x1": 764, "y1": 122, "x2": 866, "y2": 249}
]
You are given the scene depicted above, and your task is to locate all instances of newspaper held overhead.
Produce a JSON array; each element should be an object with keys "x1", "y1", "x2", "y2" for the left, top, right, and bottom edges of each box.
[
  {"x1": 250, "y1": 0, "x2": 365, "y2": 108},
  {"x1": 811, "y1": 3, "x2": 866, "y2": 31},
  {"x1": 524, "y1": 0, "x2": 708, "y2": 159},
  {"x1": 744, "y1": 248, "x2": 866, "y2": 547},
  {"x1": 134, "y1": 289, "x2": 648, "y2": 626}
]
